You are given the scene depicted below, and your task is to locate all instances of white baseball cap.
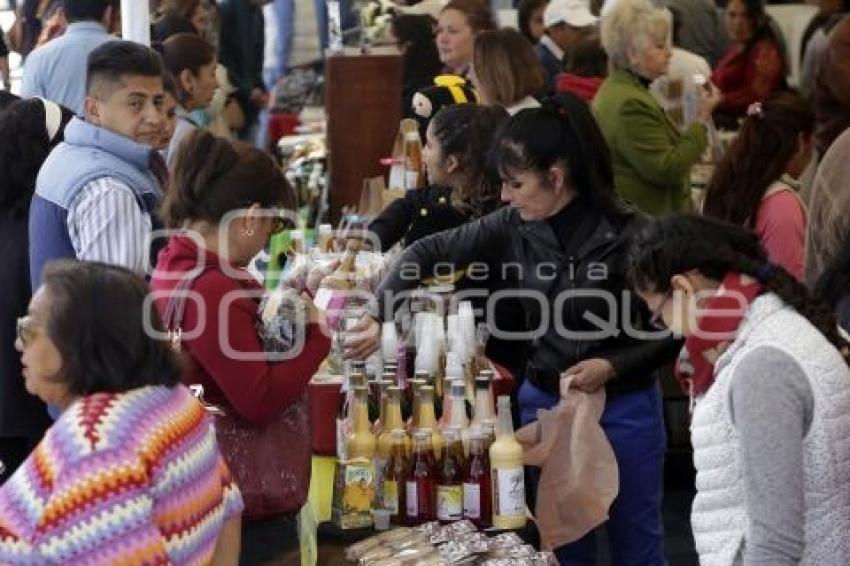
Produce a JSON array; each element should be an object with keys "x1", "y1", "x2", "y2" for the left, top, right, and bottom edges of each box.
[{"x1": 543, "y1": 0, "x2": 598, "y2": 29}]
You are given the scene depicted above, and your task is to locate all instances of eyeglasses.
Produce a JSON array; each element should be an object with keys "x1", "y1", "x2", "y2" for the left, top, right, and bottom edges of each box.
[
  {"x1": 648, "y1": 290, "x2": 673, "y2": 330},
  {"x1": 16, "y1": 316, "x2": 40, "y2": 346}
]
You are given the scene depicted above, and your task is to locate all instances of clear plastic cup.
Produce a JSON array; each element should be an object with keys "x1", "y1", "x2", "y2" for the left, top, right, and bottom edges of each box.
[{"x1": 372, "y1": 508, "x2": 391, "y2": 531}]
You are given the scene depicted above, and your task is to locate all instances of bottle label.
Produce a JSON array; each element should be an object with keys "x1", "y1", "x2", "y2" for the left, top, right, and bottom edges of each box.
[
  {"x1": 494, "y1": 467, "x2": 525, "y2": 516},
  {"x1": 436, "y1": 484, "x2": 462, "y2": 521},
  {"x1": 384, "y1": 480, "x2": 399, "y2": 514},
  {"x1": 463, "y1": 483, "x2": 480, "y2": 519},
  {"x1": 405, "y1": 171, "x2": 419, "y2": 191},
  {"x1": 406, "y1": 481, "x2": 418, "y2": 518}
]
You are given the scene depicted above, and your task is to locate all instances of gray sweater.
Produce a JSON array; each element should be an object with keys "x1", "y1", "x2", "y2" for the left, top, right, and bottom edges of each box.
[{"x1": 729, "y1": 345, "x2": 814, "y2": 566}]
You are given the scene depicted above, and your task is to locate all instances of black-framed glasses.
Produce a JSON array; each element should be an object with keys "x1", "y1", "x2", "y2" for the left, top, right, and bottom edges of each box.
[
  {"x1": 649, "y1": 290, "x2": 673, "y2": 330},
  {"x1": 16, "y1": 316, "x2": 40, "y2": 346}
]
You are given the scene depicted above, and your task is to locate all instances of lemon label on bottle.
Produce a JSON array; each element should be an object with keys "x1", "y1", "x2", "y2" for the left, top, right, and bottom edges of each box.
[
  {"x1": 437, "y1": 485, "x2": 462, "y2": 521},
  {"x1": 406, "y1": 481, "x2": 418, "y2": 518},
  {"x1": 463, "y1": 483, "x2": 480, "y2": 519},
  {"x1": 494, "y1": 467, "x2": 525, "y2": 516},
  {"x1": 384, "y1": 480, "x2": 399, "y2": 514}
]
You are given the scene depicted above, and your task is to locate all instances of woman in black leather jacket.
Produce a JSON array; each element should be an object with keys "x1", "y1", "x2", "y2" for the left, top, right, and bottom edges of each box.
[{"x1": 347, "y1": 93, "x2": 677, "y2": 566}]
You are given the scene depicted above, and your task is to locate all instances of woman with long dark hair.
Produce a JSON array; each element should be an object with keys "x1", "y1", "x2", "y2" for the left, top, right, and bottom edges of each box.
[
  {"x1": 702, "y1": 90, "x2": 814, "y2": 280},
  {"x1": 347, "y1": 93, "x2": 678, "y2": 564},
  {"x1": 628, "y1": 214, "x2": 850, "y2": 566},
  {"x1": 711, "y1": 0, "x2": 786, "y2": 125}
]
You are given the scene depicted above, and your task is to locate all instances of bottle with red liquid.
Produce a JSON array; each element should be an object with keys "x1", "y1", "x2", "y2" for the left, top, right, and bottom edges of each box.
[
  {"x1": 405, "y1": 429, "x2": 437, "y2": 525},
  {"x1": 437, "y1": 427, "x2": 465, "y2": 524},
  {"x1": 463, "y1": 431, "x2": 492, "y2": 527}
]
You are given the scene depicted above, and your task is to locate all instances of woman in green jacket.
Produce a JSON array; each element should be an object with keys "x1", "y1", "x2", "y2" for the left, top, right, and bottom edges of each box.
[{"x1": 593, "y1": 0, "x2": 720, "y2": 216}]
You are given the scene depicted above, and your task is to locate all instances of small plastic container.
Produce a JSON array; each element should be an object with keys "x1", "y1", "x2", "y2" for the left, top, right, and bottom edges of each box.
[{"x1": 372, "y1": 508, "x2": 392, "y2": 531}]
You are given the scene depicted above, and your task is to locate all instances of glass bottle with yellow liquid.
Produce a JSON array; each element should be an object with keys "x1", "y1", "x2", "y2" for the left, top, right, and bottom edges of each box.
[
  {"x1": 490, "y1": 395, "x2": 526, "y2": 529},
  {"x1": 377, "y1": 386, "x2": 409, "y2": 458},
  {"x1": 346, "y1": 386, "x2": 376, "y2": 461}
]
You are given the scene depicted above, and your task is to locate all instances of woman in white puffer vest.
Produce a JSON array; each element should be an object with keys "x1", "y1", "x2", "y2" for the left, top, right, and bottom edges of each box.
[{"x1": 627, "y1": 214, "x2": 850, "y2": 566}]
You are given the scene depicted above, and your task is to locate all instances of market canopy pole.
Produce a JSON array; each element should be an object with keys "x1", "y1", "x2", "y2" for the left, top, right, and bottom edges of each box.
[{"x1": 121, "y1": 0, "x2": 150, "y2": 46}]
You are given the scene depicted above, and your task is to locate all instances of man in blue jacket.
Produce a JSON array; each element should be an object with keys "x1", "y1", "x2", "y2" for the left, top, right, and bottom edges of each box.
[{"x1": 29, "y1": 40, "x2": 166, "y2": 288}]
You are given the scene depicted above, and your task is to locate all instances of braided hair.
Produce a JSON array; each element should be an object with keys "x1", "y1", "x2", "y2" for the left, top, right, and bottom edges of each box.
[{"x1": 627, "y1": 214, "x2": 848, "y2": 357}]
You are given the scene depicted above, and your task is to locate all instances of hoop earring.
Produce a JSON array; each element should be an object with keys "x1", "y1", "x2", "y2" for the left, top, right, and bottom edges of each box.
[{"x1": 244, "y1": 228, "x2": 255, "y2": 237}]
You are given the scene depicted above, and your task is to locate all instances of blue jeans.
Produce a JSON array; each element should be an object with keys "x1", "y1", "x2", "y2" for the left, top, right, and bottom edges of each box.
[{"x1": 519, "y1": 379, "x2": 667, "y2": 566}]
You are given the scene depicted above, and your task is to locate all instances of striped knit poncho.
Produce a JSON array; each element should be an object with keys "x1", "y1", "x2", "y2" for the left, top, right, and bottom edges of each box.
[{"x1": 0, "y1": 384, "x2": 244, "y2": 564}]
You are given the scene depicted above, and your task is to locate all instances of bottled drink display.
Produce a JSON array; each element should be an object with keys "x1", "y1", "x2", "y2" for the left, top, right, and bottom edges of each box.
[
  {"x1": 463, "y1": 431, "x2": 492, "y2": 527},
  {"x1": 405, "y1": 430, "x2": 437, "y2": 525},
  {"x1": 437, "y1": 428, "x2": 465, "y2": 523},
  {"x1": 490, "y1": 396, "x2": 526, "y2": 529}
]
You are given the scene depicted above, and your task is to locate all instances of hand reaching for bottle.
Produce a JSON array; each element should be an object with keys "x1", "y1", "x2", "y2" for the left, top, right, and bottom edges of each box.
[{"x1": 343, "y1": 315, "x2": 380, "y2": 360}]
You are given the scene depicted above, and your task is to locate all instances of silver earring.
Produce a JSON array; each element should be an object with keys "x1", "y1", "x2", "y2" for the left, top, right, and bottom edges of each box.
[{"x1": 244, "y1": 228, "x2": 255, "y2": 237}]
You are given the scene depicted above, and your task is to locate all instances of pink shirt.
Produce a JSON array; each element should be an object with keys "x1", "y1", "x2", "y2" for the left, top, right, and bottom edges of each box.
[{"x1": 755, "y1": 185, "x2": 807, "y2": 281}]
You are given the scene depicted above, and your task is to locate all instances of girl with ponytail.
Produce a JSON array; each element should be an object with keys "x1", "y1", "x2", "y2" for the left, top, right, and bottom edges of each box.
[
  {"x1": 628, "y1": 213, "x2": 850, "y2": 566},
  {"x1": 703, "y1": 90, "x2": 814, "y2": 281},
  {"x1": 150, "y1": 130, "x2": 331, "y2": 564}
]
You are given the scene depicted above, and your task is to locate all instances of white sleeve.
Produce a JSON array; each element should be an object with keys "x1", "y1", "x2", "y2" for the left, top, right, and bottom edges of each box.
[{"x1": 66, "y1": 178, "x2": 152, "y2": 275}]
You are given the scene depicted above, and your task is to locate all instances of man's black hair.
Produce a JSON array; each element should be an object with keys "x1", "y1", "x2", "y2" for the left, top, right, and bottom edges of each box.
[
  {"x1": 64, "y1": 0, "x2": 119, "y2": 24},
  {"x1": 86, "y1": 40, "x2": 164, "y2": 97}
]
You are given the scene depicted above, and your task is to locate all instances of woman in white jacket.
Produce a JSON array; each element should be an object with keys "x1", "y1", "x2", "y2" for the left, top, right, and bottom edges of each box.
[{"x1": 627, "y1": 214, "x2": 850, "y2": 566}]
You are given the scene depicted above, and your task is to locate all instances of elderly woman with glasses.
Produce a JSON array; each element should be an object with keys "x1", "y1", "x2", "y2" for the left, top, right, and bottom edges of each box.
[
  {"x1": 0, "y1": 260, "x2": 244, "y2": 563},
  {"x1": 150, "y1": 129, "x2": 330, "y2": 565},
  {"x1": 593, "y1": 0, "x2": 720, "y2": 216}
]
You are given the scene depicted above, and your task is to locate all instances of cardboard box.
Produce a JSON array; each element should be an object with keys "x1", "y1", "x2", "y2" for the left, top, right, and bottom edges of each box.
[{"x1": 331, "y1": 458, "x2": 376, "y2": 529}]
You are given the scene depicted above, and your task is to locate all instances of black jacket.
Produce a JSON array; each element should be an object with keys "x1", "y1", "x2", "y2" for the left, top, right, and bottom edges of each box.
[
  {"x1": 369, "y1": 186, "x2": 470, "y2": 253},
  {"x1": 374, "y1": 205, "x2": 682, "y2": 397},
  {"x1": 0, "y1": 215, "x2": 50, "y2": 440}
]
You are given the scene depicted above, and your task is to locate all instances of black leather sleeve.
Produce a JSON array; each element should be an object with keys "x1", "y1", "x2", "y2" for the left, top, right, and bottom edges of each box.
[
  {"x1": 372, "y1": 208, "x2": 513, "y2": 321},
  {"x1": 368, "y1": 193, "x2": 415, "y2": 253}
]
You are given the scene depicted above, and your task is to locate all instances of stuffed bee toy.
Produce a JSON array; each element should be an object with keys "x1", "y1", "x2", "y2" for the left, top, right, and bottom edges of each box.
[{"x1": 411, "y1": 74, "x2": 478, "y2": 135}]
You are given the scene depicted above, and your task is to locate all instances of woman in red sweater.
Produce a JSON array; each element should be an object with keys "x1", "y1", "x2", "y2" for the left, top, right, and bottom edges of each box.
[
  {"x1": 149, "y1": 130, "x2": 330, "y2": 564},
  {"x1": 711, "y1": 0, "x2": 786, "y2": 126},
  {"x1": 702, "y1": 91, "x2": 814, "y2": 281}
]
